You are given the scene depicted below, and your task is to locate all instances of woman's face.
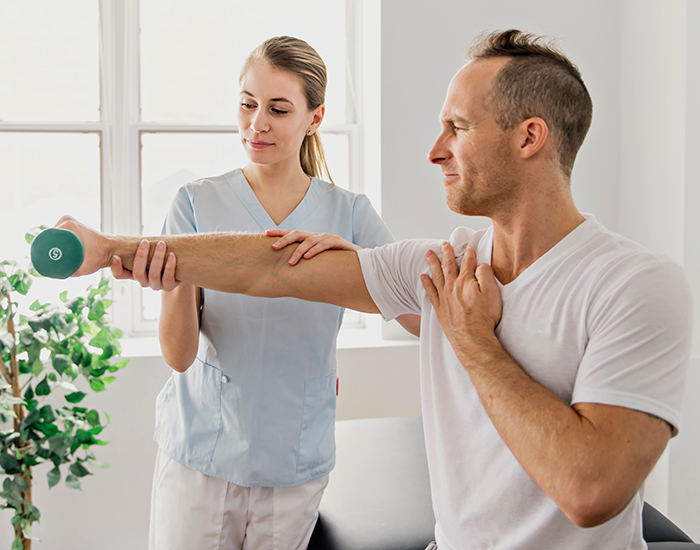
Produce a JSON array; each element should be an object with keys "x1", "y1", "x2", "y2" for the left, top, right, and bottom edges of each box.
[{"x1": 238, "y1": 61, "x2": 324, "y2": 170}]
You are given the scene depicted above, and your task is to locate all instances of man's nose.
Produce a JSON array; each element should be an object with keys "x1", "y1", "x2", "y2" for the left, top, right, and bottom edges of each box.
[{"x1": 428, "y1": 134, "x2": 448, "y2": 165}]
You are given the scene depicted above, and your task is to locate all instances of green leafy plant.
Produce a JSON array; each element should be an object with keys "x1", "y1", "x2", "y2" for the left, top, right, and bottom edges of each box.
[{"x1": 0, "y1": 233, "x2": 129, "y2": 550}]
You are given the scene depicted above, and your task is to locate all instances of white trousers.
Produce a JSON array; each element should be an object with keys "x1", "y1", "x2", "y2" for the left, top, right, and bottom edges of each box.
[{"x1": 149, "y1": 450, "x2": 329, "y2": 550}]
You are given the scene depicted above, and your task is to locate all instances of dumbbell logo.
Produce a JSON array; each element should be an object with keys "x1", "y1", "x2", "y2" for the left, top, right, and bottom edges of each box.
[{"x1": 49, "y1": 247, "x2": 63, "y2": 261}]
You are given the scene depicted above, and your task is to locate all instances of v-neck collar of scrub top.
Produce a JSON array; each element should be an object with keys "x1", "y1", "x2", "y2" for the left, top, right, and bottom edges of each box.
[{"x1": 224, "y1": 168, "x2": 325, "y2": 231}]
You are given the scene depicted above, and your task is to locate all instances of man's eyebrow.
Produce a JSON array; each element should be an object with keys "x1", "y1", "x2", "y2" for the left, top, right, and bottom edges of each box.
[
  {"x1": 240, "y1": 90, "x2": 294, "y2": 105},
  {"x1": 444, "y1": 115, "x2": 471, "y2": 126}
]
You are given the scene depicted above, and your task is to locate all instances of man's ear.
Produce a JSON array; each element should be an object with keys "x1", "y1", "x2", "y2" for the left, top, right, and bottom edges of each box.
[{"x1": 516, "y1": 117, "x2": 549, "y2": 159}]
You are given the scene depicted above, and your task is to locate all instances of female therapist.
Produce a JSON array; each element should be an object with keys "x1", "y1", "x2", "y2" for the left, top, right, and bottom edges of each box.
[{"x1": 113, "y1": 36, "x2": 418, "y2": 550}]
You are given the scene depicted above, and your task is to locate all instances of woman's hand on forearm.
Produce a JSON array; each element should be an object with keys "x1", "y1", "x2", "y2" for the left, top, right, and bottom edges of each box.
[{"x1": 266, "y1": 229, "x2": 361, "y2": 266}]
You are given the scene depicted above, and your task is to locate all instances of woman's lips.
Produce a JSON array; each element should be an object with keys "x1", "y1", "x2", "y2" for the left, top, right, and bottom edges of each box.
[{"x1": 247, "y1": 140, "x2": 273, "y2": 150}]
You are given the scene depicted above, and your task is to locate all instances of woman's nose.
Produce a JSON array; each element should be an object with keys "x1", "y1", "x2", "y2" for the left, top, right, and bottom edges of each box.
[{"x1": 250, "y1": 109, "x2": 269, "y2": 133}]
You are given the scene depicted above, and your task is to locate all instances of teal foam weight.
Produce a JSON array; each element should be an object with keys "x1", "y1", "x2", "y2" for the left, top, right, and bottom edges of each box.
[{"x1": 30, "y1": 228, "x2": 85, "y2": 279}]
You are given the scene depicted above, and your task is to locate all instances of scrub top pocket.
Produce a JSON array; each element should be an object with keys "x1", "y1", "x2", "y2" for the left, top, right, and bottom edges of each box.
[
  {"x1": 297, "y1": 370, "x2": 337, "y2": 475},
  {"x1": 154, "y1": 359, "x2": 223, "y2": 462}
]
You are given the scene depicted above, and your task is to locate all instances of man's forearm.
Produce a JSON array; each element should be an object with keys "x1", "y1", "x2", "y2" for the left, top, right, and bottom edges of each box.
[
  {"x1": 454, "y1": 332, "x2": 669, "y2": 528},
  {"x1": 56, "y1": 215, "x2": 380, "y2": 313},
  {"x1": 111, "y1": 233, "x2": 282, "y2": 295}
]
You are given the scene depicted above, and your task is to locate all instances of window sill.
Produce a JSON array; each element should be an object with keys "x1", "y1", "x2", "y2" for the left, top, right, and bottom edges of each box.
[{"x1": 118, "y1": 321, "x2": 418, "y2": 360}]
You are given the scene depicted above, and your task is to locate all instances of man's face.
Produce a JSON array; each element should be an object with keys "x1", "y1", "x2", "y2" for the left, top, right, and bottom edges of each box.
[{"x1": 428, "y1": 58, "x2": 520, "y2": 217}]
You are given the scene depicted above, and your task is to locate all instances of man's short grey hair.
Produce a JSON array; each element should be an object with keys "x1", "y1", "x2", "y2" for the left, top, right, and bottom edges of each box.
[{"x1": 469, "y1": 29, "x2": 593, "y2": 177}]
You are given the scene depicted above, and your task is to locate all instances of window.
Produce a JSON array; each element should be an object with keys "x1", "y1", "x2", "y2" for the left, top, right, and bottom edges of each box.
[{"x1": 1, "y1": 0, "x2": 366, "y2": 334}]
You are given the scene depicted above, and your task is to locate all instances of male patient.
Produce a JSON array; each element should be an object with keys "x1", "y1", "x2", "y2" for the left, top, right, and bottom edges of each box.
[{"x1": 58, "y1": 30, "x2": 692, "y2": 549}]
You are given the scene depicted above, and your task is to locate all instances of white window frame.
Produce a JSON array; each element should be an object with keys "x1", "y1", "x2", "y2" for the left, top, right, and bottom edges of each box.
[{"x1": 99, "y1": 0, "x2": 368, "y2": 335}]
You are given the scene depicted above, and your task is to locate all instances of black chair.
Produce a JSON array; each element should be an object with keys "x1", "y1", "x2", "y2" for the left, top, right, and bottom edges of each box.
[{"x1": 309, "y1": 416, "x2": 699, "y2": 550}]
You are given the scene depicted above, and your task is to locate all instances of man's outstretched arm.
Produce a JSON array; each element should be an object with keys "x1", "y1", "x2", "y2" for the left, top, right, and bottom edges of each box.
[{"x1": 55, "y1": 216, "x2": 380, "y2": 314}]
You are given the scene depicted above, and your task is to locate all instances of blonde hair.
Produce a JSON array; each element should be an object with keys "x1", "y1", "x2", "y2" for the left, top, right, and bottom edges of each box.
[{"x1": 240, "y1": 36, "x2": 333, "y2": 183}]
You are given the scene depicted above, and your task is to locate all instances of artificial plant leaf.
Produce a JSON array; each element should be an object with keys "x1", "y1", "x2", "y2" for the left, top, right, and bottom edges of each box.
[
  {"x1": 0, "y1": 452, "x2": 22, "y2": 475},
  {"x1": 0, "y1": 332, "x2": 14, "y2": 351},
  {"x1": 64, "y1": 391, "x2": 86, "y2": 404},
  {"x1": 35, "y1": 377, "x2": 51, "y2": 396},
  {"x1": 65, "y1": 474, "x2": 81, "y2": 490},
  {"x1": 39, "y1": 405, "x2": 56, "y2": 423},
  {"x1": 86, "y1": 456, "x2": 110, "y2": 470},
  {"x1": 47, "y1": 466, "x2": 61, "y2": 489},
  {"x1": 25, "y1": 502, "x2": 40, "y2": 522},
  {"x1": 69, "y1": 461, "x2": 91, "y2": 478},
  {"x1": 52, "y1": 354, "x2": 71, "y2": 376},
  {"x1": 86, "y1": 410, "x2": 100, "y2": 427},
  {"x1": 89, "y1": 328, "x2": 111, "y2": 350},
  {"x1": 12, "y1": 475, "x2": 30, "y2": 493},
  {"x1": 36, "y1": 422, "x2": 59, "y2": 437},
  {"x1": 87, "y1": 300, "x2": 106, "y2": 321},
  {"x1": 89, "y1": 378, "x2": 106, "y2": 392},
  {"x1": 31, "y1": 359, "x2": 43, "y2": 376}
]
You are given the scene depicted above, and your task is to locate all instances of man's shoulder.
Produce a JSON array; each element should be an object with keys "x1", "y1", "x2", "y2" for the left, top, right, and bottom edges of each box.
[
  {"x1": 574, "y1": 221, "x2": 690, "y2": 303},
  {"x1": 583, "y1": 221, "x2": 682, "y2": 275}
]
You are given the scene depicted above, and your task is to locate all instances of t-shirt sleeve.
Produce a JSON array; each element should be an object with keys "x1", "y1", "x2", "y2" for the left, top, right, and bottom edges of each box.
[
  {"x1": 572, "y1": 260, "x2": 693, "y2": 435},
  {"x1": 351, "y1": 194, "x2": 394, "y2": 248},
  {"x1": 162, "y1": 185, "x2": 197, "y2": 236},
  {"x1": 357, "y1": 238, "x2": 441, "y2": 320}
]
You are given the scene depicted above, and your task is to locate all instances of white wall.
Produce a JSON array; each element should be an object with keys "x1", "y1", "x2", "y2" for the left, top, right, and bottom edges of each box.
[{"x1": 380, "y1": 0, "x2": 621, "y2": 241}]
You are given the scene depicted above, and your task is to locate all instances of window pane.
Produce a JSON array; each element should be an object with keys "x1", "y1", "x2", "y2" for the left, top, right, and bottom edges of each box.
[
  {"x1": 141, "y1": 132, "x2": 244, "y2": 236},
  {"x1": 140, "y1": 132, "x2": 242, "y2": 320},
  {"x1": 0, "y1": 132, "x2": 101, "y2": 306},
  {"x1": 0, "y1": 0, "x2": 99, "y2": 122},
  {"x1": 320, "y1": 133, "x2": 350, "y2": 191},
  {"x1": 140, "y1": 0, "x2": 346, "y2": 125}
]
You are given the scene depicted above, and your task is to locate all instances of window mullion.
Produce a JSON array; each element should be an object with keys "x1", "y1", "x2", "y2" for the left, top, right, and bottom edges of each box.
[{"x1": 100, "y1": 0, "x2": 142, "y2": 334}]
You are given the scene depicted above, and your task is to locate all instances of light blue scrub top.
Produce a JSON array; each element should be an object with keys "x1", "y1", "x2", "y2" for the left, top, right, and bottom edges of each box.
[{"x1": 153, "y1": 169, "x2": 394, "y2": 486}]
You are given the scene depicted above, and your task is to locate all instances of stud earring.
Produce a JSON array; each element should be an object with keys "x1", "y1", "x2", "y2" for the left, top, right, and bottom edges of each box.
[{"x1": 307, "y1": 129, "x2": 314, "y2": 136}]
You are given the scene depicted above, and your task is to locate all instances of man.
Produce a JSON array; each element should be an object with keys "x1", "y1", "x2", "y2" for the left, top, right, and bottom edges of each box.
[{"x1": 59, "y1": 30, "x2": 692, "y2": 549}]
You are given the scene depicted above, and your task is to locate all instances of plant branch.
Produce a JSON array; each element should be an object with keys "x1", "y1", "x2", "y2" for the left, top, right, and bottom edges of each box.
[
  {"x1": 6, "y1": 291, "x2": 24, "y2": 424},
  {"x1": 0, "y1": 355, "x2": 12, "y2": 385}
]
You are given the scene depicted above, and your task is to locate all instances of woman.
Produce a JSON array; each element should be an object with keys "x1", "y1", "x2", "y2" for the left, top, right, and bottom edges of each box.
[{"x1": 113, "y1": 36, "x2": 417, "y2": 550}]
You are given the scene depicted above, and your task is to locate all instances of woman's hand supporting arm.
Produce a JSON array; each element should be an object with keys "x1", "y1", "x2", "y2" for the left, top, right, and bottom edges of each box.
[{"x1": 111, "y1": 237, "x2": 201, "y2": 372}]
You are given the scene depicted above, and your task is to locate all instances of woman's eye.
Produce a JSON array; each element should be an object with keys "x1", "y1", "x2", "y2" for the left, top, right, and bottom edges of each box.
[
  {"x1": 241, "y1": 102, "x2": 256, "y2": 109},
  {"x1": 271, "y1": 108, "x2": 288, "y2": 115}
]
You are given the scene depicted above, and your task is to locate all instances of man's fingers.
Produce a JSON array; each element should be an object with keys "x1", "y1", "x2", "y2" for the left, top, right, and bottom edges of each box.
[
  {"x1": 425, "y1": 249, "x2": 445, "y2": 291},
  {"x1": 460, "y1": 245, "x2": 477, "y2": 277},
  {"x1": 474, "y1": 262, "x2": 496, "y2": 289},
  {"x1": 420, "y1": 273, "x2": 440, "y2": 307},
  {"x1": 440, "y1": 242, "x2": 460, "y2": 279}
]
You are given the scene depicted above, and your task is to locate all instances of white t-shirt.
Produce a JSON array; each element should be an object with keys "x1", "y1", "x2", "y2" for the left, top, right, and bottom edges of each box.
[{"x1": 357, "y1": 215, "x2": 693, "y2": 550}]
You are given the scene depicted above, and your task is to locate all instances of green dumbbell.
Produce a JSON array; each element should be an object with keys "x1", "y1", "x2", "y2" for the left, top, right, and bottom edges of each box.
[{"x1": 30, "y1": 228, "x2": 85, "y2": 279}]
